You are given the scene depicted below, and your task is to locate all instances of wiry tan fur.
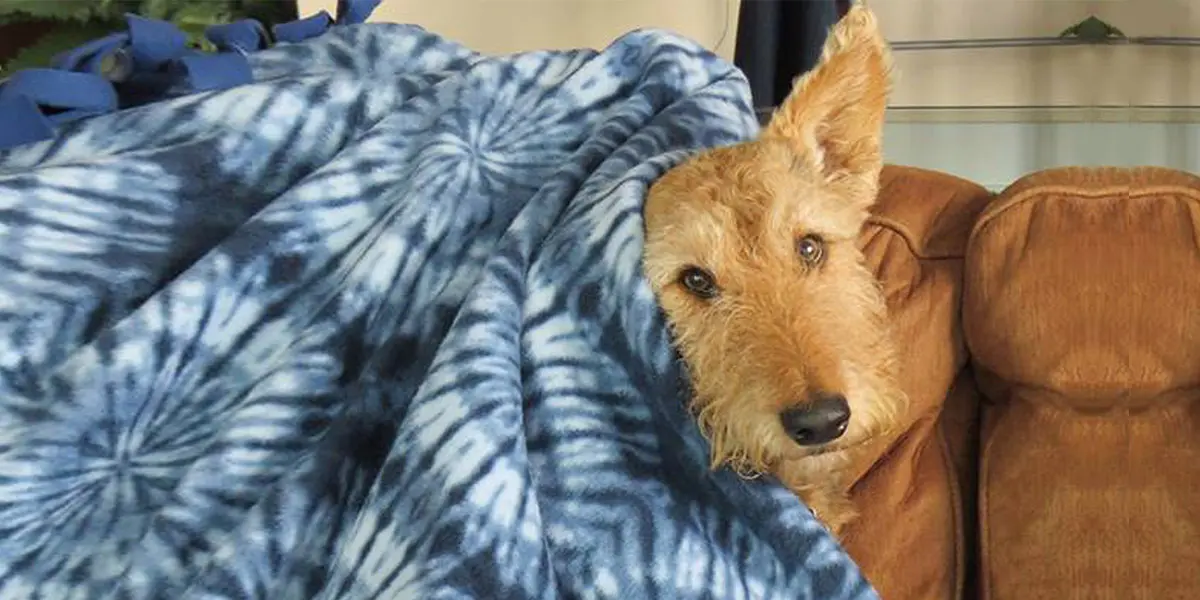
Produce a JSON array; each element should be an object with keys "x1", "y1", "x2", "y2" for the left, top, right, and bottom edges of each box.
[{"x1": 642, "y1": 5, "x2": 905, "y2": 536}]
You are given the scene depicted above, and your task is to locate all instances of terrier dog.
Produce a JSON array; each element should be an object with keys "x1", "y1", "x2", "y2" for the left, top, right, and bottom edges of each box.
[{"x1": 642, "y1": 5, "x2": 904, "y2": 536}]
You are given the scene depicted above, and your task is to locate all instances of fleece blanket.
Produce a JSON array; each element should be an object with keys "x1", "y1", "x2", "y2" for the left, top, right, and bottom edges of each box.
[{"x1": 0, "y1": 18, "x2": 878, "y2": 600}]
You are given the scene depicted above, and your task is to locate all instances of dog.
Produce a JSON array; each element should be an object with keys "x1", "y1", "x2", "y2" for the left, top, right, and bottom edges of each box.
[{"x1": 642, "y1": 5, "x2": 904, "y2": 536}]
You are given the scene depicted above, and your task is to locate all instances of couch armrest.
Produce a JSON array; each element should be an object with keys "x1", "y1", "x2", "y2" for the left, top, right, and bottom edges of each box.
[{"x1": 841, "y1": 164, "x2": 990, "y2": 600}]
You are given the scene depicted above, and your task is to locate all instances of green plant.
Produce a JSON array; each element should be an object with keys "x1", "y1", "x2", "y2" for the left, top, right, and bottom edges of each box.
[{"x1": 0, "y1": 1, "x2": 297, "y2": 72}]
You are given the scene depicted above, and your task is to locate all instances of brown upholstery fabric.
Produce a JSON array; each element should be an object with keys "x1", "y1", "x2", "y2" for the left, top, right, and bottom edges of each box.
[
  {"x1": 939, "y1": 367, "x2": 984, "y2": 600},
  {"x1": 842, "y1": 165, "x2": 991, "y2": 600},
  {"x1": 964, "y1": 167, "x2": 1200, "y2": 600}
]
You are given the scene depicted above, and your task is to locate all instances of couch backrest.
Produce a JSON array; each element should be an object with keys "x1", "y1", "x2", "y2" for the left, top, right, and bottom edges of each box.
[{"x1": 963, "y1": 167, "x2": 1200, "y2": 599}]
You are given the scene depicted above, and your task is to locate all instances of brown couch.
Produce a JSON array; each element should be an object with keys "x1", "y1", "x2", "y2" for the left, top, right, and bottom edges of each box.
[{"x1": 840, "y1": 165, "x2": 1200, "y2": 600}]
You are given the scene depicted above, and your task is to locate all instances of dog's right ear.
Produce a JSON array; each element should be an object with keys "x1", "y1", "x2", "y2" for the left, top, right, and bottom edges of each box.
[{"x1": 761, "y1": 5, "x2": 892, "y2": 204}]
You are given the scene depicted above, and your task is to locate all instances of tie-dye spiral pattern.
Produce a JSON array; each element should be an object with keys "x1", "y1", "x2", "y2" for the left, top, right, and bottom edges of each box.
[{"x1": 0, "y1": 23, "x2": 878, "y2": 600}]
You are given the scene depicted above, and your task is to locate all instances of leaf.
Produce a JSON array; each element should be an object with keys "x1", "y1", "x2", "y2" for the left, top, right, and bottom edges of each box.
[
  {"x1": 172, "y1": 2, "x2": 236, "y2": 27},
  {"x1": 0, "y1": 0, "x2": 293, "y2": 73},
  {"x1": 0, "y1": 21, "x2": 120, "y2": 72},
  {"x1": 136, "y1": 0, "x2": 176, "y2": 20},
  {"x1": 0, "y1": 1, "x2": 102, "y2": 22}
]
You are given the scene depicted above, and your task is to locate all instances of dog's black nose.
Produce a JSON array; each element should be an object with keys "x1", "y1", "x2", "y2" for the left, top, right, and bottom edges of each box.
[{"x1": 781, "y1": 394, "x2": 851, "y2": 446}]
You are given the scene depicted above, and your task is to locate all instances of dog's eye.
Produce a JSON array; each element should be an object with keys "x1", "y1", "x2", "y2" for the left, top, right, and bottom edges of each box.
[
  {"x1": 679, "y1": 266, "x2": 719, "y2": 299},
  {"x1": 796, "y1": 235, "x2": 825, "y2": 265}
]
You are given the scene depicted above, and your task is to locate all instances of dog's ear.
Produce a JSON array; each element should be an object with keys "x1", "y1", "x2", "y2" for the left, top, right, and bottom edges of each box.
[{"x1": 762, "y1": 5, "x2": 891, "y2": 202}]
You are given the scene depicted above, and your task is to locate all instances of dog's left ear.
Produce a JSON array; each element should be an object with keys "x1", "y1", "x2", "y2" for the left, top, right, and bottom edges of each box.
[{"x1": 762, "y1": 5, "x2": 891, "y2": 203}]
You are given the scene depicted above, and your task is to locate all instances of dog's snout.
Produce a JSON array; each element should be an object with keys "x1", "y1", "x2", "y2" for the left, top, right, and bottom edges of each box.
[{"x1": 781, "y1": 393, "x2": 850, "y2": 446}]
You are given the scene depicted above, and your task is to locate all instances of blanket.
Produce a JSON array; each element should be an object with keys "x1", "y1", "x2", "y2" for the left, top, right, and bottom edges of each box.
[{"x1": 0, "y1": 19, "x2": 878, "y2": 600}]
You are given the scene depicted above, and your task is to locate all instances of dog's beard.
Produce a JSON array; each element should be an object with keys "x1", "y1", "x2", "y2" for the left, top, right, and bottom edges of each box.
[
  {"x1": 694, "y1": 398, "x2": 855, "y2": 476},
  {"x1": 694, "y1": 398, "x2": 787, "y2": 476},
  {"x1": 693, "y1": 386, "x2": 900, "y2": 478}
]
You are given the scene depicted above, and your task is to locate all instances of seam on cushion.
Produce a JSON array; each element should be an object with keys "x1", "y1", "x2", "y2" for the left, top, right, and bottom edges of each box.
[
  {"x1": 866, "y1": 214, "x2": 969, "y2": 262},
  {"x1": 995, "y1": 166, "x2": 1200, "y2": 199},
  {"x1": 977, "y1": 396, "x2": 1005, "y2": 600},
  {"x1": 967, "y1": 183, "x2": 1200, "y2": 252},
  {"x1": 937, "y1": 408, "x2": 966, "y2": 600},
  {"x1": 891, "y1": 414, "x2": 963, "y2": 599}
]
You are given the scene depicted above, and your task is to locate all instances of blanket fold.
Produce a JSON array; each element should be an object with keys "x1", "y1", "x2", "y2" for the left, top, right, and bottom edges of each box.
[{"x1": 0, "y1": 23, "x2": 876, "y2": 600}]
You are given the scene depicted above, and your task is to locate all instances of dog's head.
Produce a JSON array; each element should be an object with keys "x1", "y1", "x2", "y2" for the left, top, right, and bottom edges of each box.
[{"x1": 643, "y1": 6, "x2": 904, "y2": 473}]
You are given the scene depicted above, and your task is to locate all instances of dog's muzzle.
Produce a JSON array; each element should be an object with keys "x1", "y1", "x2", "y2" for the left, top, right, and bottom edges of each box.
[{"x1": 780, "y1": 393, "x2": 850, "y2": 446}]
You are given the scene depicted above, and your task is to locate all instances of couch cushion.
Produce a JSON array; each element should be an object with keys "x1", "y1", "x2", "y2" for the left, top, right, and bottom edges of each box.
[
  {"x1": 964, "y1": 167, "x2": 1200, "y2": 600},
  {"x1": 841, "y1": 165, "x2": 990, "y2": 600}
]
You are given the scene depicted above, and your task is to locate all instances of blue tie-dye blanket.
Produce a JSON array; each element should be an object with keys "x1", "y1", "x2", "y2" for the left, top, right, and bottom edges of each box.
[{"x1": 0, "y1": 21, "x2": 877, "y2": 600}]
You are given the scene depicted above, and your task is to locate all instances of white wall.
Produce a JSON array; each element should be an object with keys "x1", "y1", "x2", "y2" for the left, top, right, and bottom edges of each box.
[
  {"x1": 871, "y1": 0, "x2": 1200, "y2": 189},
  {"x1": 296, "y1": 0, "x2": 741, "y2": 60},
  {"x1": 884, "y1": 122, "x2": 1200, "y2": 191},
  {"x1": 875, "y1": 0, "x2": 1200, "y2": 107}
]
